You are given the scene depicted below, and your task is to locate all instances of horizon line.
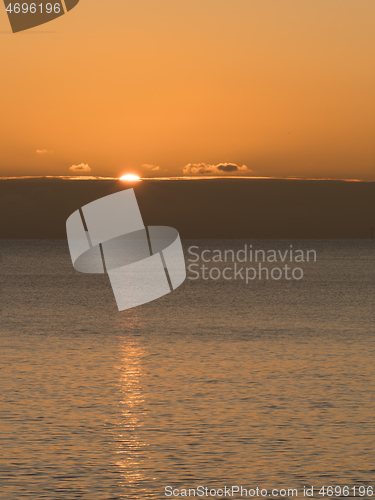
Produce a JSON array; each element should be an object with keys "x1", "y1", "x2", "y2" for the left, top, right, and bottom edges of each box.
[{"x1": 0, "y1": 175, "x2": 370, "y2": 182}]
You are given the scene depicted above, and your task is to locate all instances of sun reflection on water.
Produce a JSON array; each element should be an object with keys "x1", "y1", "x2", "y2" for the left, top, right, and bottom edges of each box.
[{"x1": 114, "y1": 314, "x2": 150, "y2": 496}]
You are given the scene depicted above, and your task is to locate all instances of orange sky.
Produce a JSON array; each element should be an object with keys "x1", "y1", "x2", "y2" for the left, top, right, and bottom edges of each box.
[{"x1": 0, "y1": 0, "x2": 374, "y2": 180}]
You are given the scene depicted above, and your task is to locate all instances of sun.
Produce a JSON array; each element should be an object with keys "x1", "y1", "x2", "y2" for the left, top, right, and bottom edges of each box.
[{"x1": 119, "y1": 174, "x2": 141, "y2": 181}]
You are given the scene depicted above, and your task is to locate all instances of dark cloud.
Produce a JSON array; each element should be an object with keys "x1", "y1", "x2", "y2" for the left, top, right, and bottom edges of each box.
[
  {"x1": 183, "y1": 163, "x2": 252, "y2": 176},
  {"x1": 217, "y1": 164, "x2": 239, "y2": 172},
  {"x1": 0, "y1": 178, "x2": 373, "y2": 239}
]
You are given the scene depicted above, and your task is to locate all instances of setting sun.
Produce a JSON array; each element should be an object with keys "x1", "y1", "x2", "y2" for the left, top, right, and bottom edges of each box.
[{"x1": 119, "y1": 174, "x2": 141, "y2": 182}]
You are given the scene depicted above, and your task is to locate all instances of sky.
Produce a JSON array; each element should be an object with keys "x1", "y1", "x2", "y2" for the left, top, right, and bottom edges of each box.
[{"x1": 0, "y1": 0, "x2": 375, "y2": 180}]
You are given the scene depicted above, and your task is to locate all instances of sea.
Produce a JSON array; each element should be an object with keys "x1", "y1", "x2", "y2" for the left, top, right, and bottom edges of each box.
[{"x1": 1, "y1": 239, "x2": 375, "y2": 499}]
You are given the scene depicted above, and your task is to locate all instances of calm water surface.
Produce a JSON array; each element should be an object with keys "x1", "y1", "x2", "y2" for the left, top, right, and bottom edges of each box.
[{"x1": 1, "y1": 240, "x2": 375, "y2": 499}]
